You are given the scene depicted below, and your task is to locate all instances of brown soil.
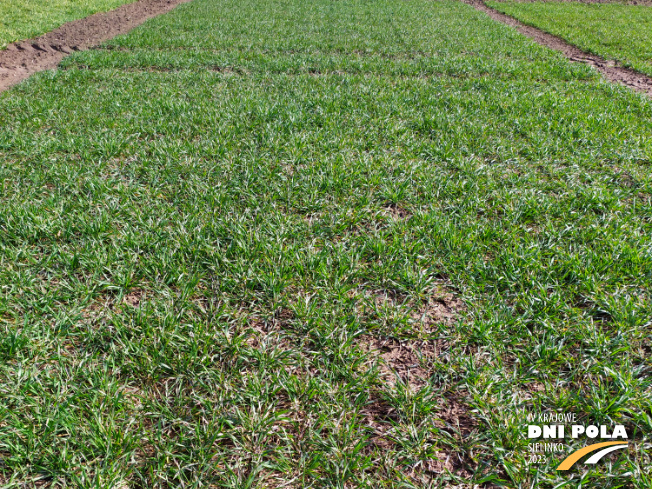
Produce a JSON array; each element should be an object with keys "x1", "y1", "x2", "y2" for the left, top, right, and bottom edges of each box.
[
  {"x1": 410, "y1": 291, "x2": 466, "y2": 330},
  {"x1": 359, "y1": 384, "x2": 477, "y2": 480},
  {"x1": 463, "y1": 0, "x2": 652, "y2": 97},
  {"x1": 245, "y1": 311, "x2": 295, "y2": 350},
  {"x1": 123, "y1": 288, "x2": 145, "y2": 307},
  {"x1": 366, "y1": 285, "x2": 466, "y2": 334},
  {"x1": 359, "y1": 335, "x2": 442, "y2": 390},
  {"x1": 359, "y1": 388, "x2": 477, "y2": 479},
  {"x1": 360, "y1": 394, "x2": 399, "y2": 449},
  {"x1": 381, "y1": 203, "x2": 412, "y2": 220},
  {"x1": 0, "y1": 0, "x2": 192, "y2": 93},
  {"x1": 435, "y1": 396, "x2": 478, "y2": 436}
]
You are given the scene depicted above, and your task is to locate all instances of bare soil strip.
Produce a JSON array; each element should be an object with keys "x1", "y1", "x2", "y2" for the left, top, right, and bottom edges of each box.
[
  {"x1": 0, "y1": 0, "x2": 191, "y2": 93},
  {"x1": 463, "y1": 0, "x2": 652, "y2": 97}
]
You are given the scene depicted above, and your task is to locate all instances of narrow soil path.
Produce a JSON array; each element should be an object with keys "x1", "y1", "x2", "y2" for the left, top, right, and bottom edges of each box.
[
  {"x1": 463, "y1": 0, "x2": 652, "y2": 97},
  {"x1": 0, "y1": 0, "x2": 191, "y2": 93}
]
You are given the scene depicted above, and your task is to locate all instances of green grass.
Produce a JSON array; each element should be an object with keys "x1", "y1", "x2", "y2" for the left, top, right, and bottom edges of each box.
[
  {"x1": 0, "y1": 0, "x2": 136, "y2": 49},
  {"x1": 488, "y1": 1, "x2": 652, "y2": 77},
  {"x1": 1, "y1": 0, "x2": 652, "y2": 487}
]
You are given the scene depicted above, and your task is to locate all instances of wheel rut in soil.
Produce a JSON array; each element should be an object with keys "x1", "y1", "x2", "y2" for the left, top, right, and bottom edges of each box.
[
  {"x1": 0, "y1": 0, "x2": 192, "y2": 93},
  {"x1": 463, "y1": 0, "x2": 652, "y2": 97}
]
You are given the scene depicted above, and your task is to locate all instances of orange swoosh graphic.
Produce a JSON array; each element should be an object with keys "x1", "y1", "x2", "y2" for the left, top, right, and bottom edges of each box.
[{"x1": 557, "y1": 441, "x2": 628, "y2": 471}]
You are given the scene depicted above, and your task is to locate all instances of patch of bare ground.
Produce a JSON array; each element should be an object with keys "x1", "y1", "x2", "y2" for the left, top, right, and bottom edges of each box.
[
  {"x1": 520, "y1": 382, "x2": 546, "y2": 399},
  {"x1": 245, "y1": 309, "x2": 295, "y2": 349},
  {"x1": 364, "y1": 398, "x2": 478, "y2": 482},
  {"x1": 364, "y1": 284, "x2": 467, "y2": 334},
  {"x1": 633, "y1": 329, "x2": 652, "y2": 365},
  {"x1": 403, "y1": 452, "x2": 473, "y2": 481},
  {"x1": 358, "y1": 335, "x2": 443, "y2": 390},
  {"x1": 355, "y1": 285, "x2": 479, "y2": 481},
  {"x1": 380, "y1": 202, "x2": 412, "y2": 220},
  {"x1": 357, "y1": 335, "x2": 477, "y2": 453},
  {"x1": 462, "y1": 0, "x2": 652, "y2": 97},
  {"x1": 412, "y1": 290, "x2": 467, "y2": 330},
  {"x1": 308, "y1": 68, "x2": 347, "y2": 77},
  {"x1": 0, "y1": 0, "x2": 193, "y2": 92},
  {"x1": 360, "y1": 395, "x2": 399, "y2": 450},
  {"x1": 81, "y1": 288, "x2": 147, "y2": 320},
  {"x1": 360, "y1": 393, "x2": 477, "y2": 481},
  {"x1": 118, "y1": 382, "x2": 145, "y2": 410},
  {"x1": 123, "y1": 288, "x2": 146, "y2": 307},
  {"x1": 435, "y1": 396, "x2": 479, "y2": 436}
]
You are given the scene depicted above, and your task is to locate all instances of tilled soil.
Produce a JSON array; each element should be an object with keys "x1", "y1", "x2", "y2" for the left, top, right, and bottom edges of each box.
[
  {"x1": 464, "y1": 0, "x2": 652, "y2": 97},
  {"x1": 0, "y1": 0, "x2": 192, "y2": 92}
]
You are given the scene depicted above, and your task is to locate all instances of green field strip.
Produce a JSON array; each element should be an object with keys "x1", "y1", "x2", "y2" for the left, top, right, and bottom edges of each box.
[
  {"x1": 488, "y1": 1, "x2": 652, "y2": 78},
  {"x1": 0, "y1": 0, "x2": 137, "y2": 49},
  {"x1": 59, "y1": 47, "x2": 596, "y2": 81},
  {"x1": 1, "y1": 0, "x2": 651, "y2": 487}
]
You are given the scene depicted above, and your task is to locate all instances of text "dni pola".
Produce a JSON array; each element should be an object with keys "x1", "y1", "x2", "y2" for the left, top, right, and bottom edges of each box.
[{"x1": 528, "y1": 424, "x2": 628, "y2": 439}]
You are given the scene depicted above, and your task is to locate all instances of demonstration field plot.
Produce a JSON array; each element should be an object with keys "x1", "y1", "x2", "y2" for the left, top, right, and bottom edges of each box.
[
  {"x1": 1, "y1": 0, "x2": 652, "y2": 487},
  {"x1": 488, "y1": 1, "x2": 652, "y2": 77},
  {"x1": 0, "y1": 0, "x2": 137, "y2": 49}
]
